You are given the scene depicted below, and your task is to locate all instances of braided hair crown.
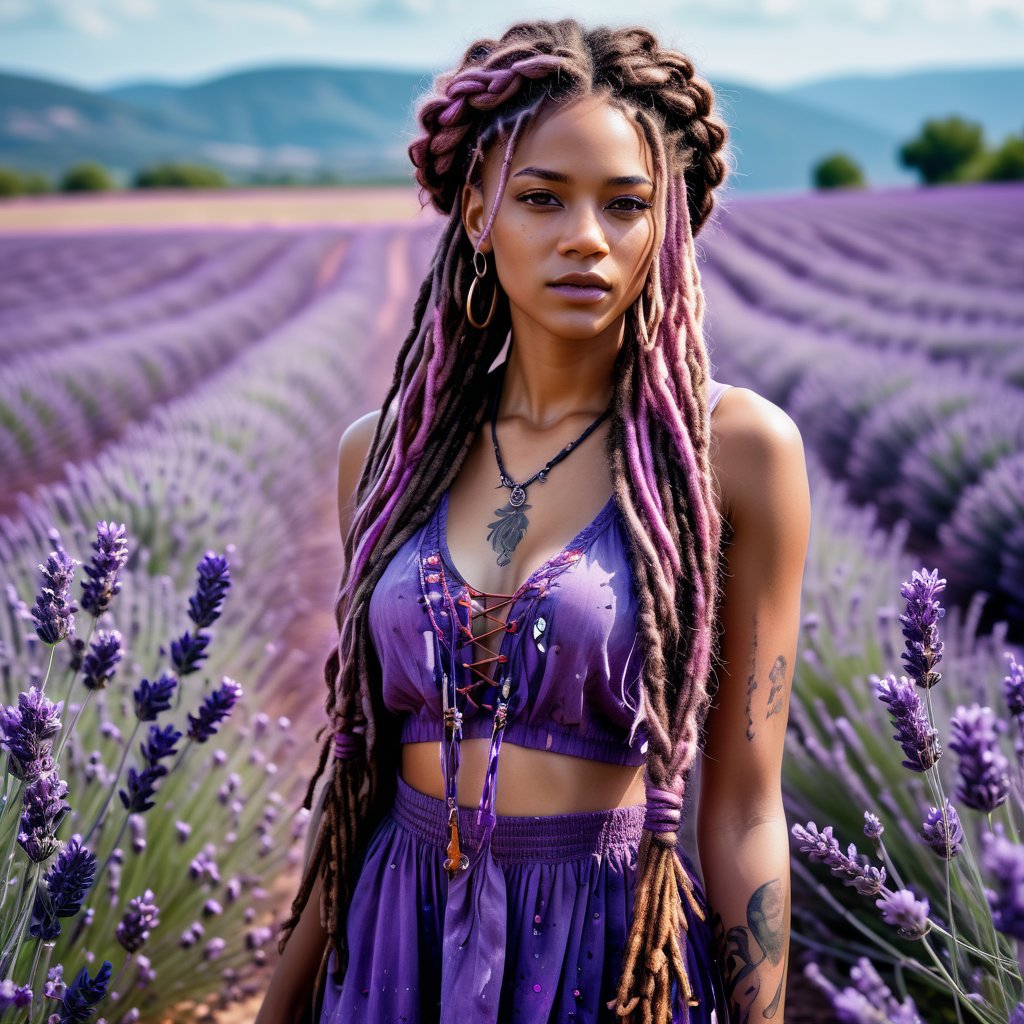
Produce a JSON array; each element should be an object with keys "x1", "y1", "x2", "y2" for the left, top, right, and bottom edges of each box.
[{"x1": 408, "y1": 19, "x2": 730, "y2": 236}]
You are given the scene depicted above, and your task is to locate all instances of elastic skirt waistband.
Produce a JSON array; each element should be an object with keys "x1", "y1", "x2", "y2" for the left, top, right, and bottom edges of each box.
[{"x1": 391, "y1": 772, "x2": 646, "y2": 865}]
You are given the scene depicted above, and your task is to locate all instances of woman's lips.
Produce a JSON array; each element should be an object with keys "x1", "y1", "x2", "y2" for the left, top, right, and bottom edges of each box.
[{"x1": 547, "y1": 284, "x2": 610, "y2": 302}]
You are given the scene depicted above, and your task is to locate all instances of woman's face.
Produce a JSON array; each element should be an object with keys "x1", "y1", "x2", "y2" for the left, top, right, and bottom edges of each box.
[{"x1": 461, "y1": 93, "x2": 660, "y2": 343}]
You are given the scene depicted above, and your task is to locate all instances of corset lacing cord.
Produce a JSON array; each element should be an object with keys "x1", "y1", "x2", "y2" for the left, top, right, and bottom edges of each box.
[{"x1": 455, "y1": 585, "x2": 522, "y2": 704}]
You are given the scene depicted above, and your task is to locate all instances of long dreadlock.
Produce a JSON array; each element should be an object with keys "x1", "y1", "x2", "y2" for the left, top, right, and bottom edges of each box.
[{"x1": 276, "y1": 18, "x2": 731, "y2": 1023}]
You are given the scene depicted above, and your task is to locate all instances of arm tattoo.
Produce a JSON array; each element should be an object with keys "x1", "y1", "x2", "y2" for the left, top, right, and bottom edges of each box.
[
  {"x1": 765, "y1": 655, "x2": 787, "y2": 720},
  {"x1": 744, "y1": 621, "x2": 758, "y2": 741},
  {"x1": 710, "y1": 879, "x2": 787, "y2": 1023}
]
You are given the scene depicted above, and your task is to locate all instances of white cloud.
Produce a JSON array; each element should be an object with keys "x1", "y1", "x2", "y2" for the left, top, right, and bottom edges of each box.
[{"x1": 0, "y1": 0, "x2": 158, "y2": 34}]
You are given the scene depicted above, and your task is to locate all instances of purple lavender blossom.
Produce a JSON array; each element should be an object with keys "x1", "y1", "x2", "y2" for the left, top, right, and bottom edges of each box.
[
  {"x1": 17, "y1": 767, "x2": 70, "y2": 862},
  {"x1": 1002, "y1": 652, "x2": 1024, "y2": 763},
  {"x1": 863, "y1": 812, "x2": 884, "y2": 842},
  {"x1": 898, "y1": 568, "x2": 945, "y2": 689},
  {"x1": 79, "y1": 521, "x2": 128, "y2": 618},
  {"x1": 56, "y1": 958, "x2": 112, "y2": 1023},
  {"x1": 118, "y1": 764, "x2": 168, "y2": 814},
  {"x1": 168, "y1": 629, "x2": 211, "y2": 676},
  {"x1": 791, "y1": 822, "x2": 887, "y2": 896},
  {"x1": 920, "y1": 799, "x2": 964, "y2": 860},
  {"x1": 187, "y1": 677, "x2": 243, "y2": 743},
  {"x1": 804, "y1": 958, "x2": 923, "y2": 1024},
  {"x1": 875, "y1": 888, "x2": 931, "y2": 940},
  {"x1": 81, "y1": 630, "x2": 122, "y2": 691},
  {"x1": 133, "y1": 673, "x2": 178, "y2": 721},
  {"x1": 30, "y1": 544, "x2": 78, "y2": 645},
  {"x1": 0, "y1": 686, "x2": 63, "y2": 782},
  {"x1": 949, "y1": 704, "x2": 1011, "y2": 812},
  {"x1": 44, "y1": 963, "x2": 65, "y2": 1000},
  {"x1": 980, "y1": 825, "x2": 1024, "y2": 940},
  {"x1": 140, "y1": 723, "x2": 182, "y2": 766},
  {"x1": 1010, "y1": 1003, "x2": 1024, "y2": 1024},
  {"x1": 0, "y1": 979, "x2": 32, "y2": 1011},
  {"x1": 188, "y1": 552, "x2": 231, "y2": 629},
  {"x1": 30, "y1": 834, "x2": 97, "y2": 939},
  {"x1": 115, "y1": 889, "x2": 160, "y2": 953},
  {"x1": 874, "y1": 673, "x2": 942, "y2": 772}
]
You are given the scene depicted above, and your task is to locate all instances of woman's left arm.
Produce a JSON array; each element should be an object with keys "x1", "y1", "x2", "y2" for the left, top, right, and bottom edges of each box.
[{"x1": 696, "y1": 390, "x2": 811, "y2": 1023}]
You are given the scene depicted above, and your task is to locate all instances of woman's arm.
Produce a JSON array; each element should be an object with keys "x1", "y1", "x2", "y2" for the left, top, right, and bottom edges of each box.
[
  {"x1": 255, "y1": 410, "x2": 381, "y2": 1023},
  {"x1": 696, "y1": 390, "x2": 811, "y2": 1023}
]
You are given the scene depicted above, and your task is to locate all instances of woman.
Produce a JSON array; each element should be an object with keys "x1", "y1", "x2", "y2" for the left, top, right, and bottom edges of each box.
[{"x1": 259, "y1": 17, "x2": 810, "y2": 1024}]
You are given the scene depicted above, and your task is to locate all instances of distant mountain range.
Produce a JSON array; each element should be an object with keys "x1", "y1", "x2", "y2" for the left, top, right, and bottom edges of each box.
[{"x1": 0, "y1": 62, "x2": 1019, "y2": 193}]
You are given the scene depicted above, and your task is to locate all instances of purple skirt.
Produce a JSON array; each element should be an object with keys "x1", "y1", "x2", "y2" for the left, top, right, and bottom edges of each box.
[{"x1": 318, "y1": 773, "x2": 726, "y2": 1023}]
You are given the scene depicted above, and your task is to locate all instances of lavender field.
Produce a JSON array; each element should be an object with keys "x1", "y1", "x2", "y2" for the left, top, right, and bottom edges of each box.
[{"x1": 0, "y1": 181, "x2": 1022, "y2": 1023}]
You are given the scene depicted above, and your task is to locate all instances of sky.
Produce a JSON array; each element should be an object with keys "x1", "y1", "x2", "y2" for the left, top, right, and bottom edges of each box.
[{"x1": 0, "y1": 0, "x2": 1021, "y2": 92}]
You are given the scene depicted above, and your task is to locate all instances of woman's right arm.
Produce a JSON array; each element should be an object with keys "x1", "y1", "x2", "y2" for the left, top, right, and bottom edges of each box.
[{"x1": 255, "y1": 408, "x2": 381, "y2": 1024}]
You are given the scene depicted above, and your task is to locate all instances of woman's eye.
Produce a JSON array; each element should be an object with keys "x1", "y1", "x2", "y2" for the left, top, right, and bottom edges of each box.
[{"x1": 518, "y1": 192, "x2": 652, "y2": 213}]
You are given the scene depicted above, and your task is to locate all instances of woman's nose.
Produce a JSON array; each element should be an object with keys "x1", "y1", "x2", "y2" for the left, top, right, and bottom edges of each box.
[{"x1": 557, "y1": 203, "x2": 610, "y2": 258}]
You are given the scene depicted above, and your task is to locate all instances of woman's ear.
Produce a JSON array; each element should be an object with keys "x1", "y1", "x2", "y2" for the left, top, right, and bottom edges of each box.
[{"x1": 461, "y1": 182, "x2": 492, "y2": 254}]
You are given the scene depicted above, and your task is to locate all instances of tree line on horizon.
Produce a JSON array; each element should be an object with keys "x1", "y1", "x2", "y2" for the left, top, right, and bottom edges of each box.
[{"x1": 0, "y1": 113, "x2": 1021, "y2": 198}]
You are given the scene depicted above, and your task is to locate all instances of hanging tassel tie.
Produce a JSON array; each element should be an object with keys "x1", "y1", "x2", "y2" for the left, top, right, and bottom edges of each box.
[{"x1": 609, "y1": 777, "x2": 705, "y2": 1022}]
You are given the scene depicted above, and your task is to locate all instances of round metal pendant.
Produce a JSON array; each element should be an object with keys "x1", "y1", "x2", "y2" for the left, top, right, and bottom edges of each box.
[{"x1": 509, "y1": 485, "x2": 527, "y2": 507}]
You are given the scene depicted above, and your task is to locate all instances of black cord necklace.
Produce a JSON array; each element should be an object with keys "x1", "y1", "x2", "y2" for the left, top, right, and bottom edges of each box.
[{"x1": 485, "y1": 358, "x2": 613, "y2": 568}]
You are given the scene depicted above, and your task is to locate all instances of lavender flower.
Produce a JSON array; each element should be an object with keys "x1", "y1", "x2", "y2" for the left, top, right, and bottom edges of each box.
[
  {"x1": 140, "y1": 723, "x2": 182, "y2": 766},
  {"x1": 115, "y1": 889, "x2": 160, "y2": 953},
  {"x1": 30, "y1": 834, "x2": 97, "y2": 939},
  {"x1": 898, "y1": 568, "x2": 945, "y2": 689},
  {"x1": 44, "y1": 963, "x2": 65, "y2": 1000},
  {"x1": 804, "y1": 958, "x2": 923, "y2": 1024},
  {"x1": 1010, "y1": 1003, "x2": 1024, "y2": 1024},
  {"x1": 133, "y1": 673, "x2": 177, "y2": 721},
  {"x1": 875, "y1": 888, "x2": 931, "y2": 940},
  {"x1": 17, "y1": 768, "x2": 70, "y2": 862},
  {"x1": 79, "y1": 521, "x2": 128, "y2": 618},
  {"x1": 169, "y1": 629, "x2": 211, "y2": 676},
  {"x1": 791, "y1": 822, "x2": 887, "y2": 896},
  {"x1": 30, "y1": 544, "x2": 78, "y2": 645},
  {"x1": 188, "y1": 552, "x2": 231, "y2": 629},
  {"x1": 920, "y1": 799, "x2": 964, "y2": 860},
  {"x1": 0, "y1": 686, "x2": 63, "y2": 782},
  {"x1": 0, "y1": 979, "x2": 32, "y2": 1011},
  {"x1": 980, "y1": 825, "x2": 1024, "y2": 940},
  {"x1": 118, "y1": 764, "x2": 168, "y2": 814},
  {"x1": 863, "y1": 812, "x2": 884, "y2": 842},
  {"x1": 81, "y1": 630, "x2": 122, "y2": 691},
  {"x1": 949, "y1": 704, "x2": 1011, "y2": 812},
  {"x1": 187, "y1": 678, "x2": 243, "y2": 743},
  {"x1": 56, "y1": 959, "x2": 112, "y2": 1023},
  {"x1": 874, "y1": 674, "x2": 942, "y2": 772},
  {"x1": 1002, "y1": 652, "x2": 1024, "y2": 762}
]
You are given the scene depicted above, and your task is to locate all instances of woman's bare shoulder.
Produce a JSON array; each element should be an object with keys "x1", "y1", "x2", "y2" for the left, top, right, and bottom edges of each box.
[{"x1": 709, "y1": 386, "x2": 805, "y2": 526}]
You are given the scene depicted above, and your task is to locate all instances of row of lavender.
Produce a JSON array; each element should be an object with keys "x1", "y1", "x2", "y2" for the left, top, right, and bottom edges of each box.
[
  {"x1": 714, "y1": 183, "x2": 1024, "y2": 378},
  {"x1": 0, "y1": 221, "x2": 435, "y2": 1022},
  {"x1": 785, "y1": 449, "x2": 1024, "y2": 1022},
  {"x1": 702, "y1": 184, "x2": 1024, "y2": 621},
  {"x1": 0, "y1": 229, "x2": 352, "y2": 510}
]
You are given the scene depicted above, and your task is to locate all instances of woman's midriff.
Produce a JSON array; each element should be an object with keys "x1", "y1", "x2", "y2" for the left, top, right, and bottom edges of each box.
[{"x1": 400, "y1": 739, "x2": 647, "y2": 815}]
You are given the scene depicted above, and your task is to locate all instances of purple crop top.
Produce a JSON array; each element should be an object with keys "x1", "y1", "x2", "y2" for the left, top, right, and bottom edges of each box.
[{"x1": 369, "y1": 377, "x2": 734, "y2": 769}]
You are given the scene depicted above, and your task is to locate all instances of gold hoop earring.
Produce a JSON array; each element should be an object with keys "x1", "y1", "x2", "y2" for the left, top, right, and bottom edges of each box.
[{"x1": 466, "y1": 248, "x2": 497, "y2": 329}]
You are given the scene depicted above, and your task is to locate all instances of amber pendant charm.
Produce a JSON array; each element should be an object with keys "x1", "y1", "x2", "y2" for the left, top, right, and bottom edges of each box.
[{"x1": 444, "y1": 804, "x2": 469, "y2": 879}]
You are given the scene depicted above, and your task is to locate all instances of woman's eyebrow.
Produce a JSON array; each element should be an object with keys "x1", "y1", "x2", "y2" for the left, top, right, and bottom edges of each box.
[{"x1": 511, "y1": 166, "x2": 653, "y2": 187}]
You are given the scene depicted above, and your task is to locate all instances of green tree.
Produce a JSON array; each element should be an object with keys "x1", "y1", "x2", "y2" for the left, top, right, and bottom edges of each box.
[
  {"x1": 0, "y1": 165, "x2": 24, "y2": 197},
  {"x1": 61, "y1": 161, "x2": 114, "y2": 192},
  {"x1": 132, "y1": 162, "x2": 229, "y2": 188},
  {"x1": 899, "y1": 115, "x2": 986, "y2": 185},
  {"x1": 983, "y1": 132, "x2": 1024, "y2": 181},
  {"x1": 21, "y1": 171, "x2": 52, "y2": 194},
  {"x1": 812, "y1": 152, "x2": 866, "y2": 190}
]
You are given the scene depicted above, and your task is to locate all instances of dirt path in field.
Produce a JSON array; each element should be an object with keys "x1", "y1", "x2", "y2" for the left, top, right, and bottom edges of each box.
[{"x1": 0, "y1": 185, "x2": 428, "y2": 233}]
